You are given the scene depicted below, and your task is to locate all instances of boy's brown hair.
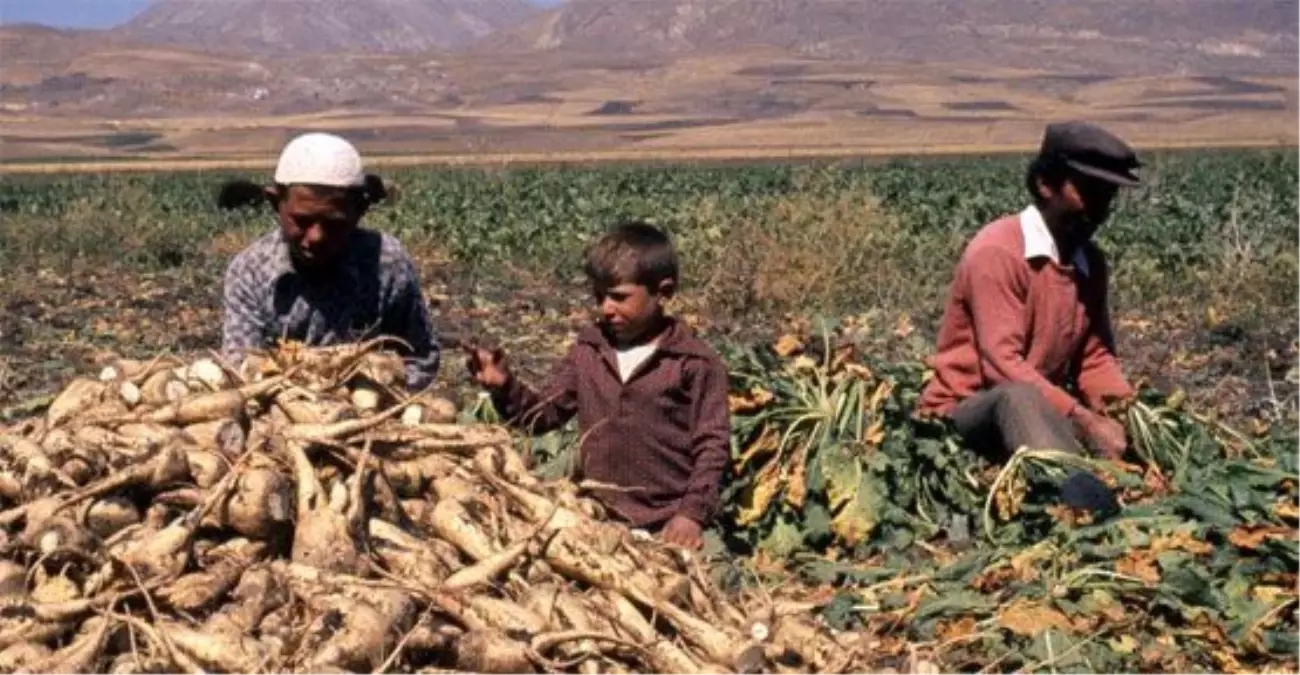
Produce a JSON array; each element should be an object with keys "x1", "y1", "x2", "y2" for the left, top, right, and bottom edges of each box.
[{"x1": 583, "y1": 221, "x2": 679, "y2": 293}]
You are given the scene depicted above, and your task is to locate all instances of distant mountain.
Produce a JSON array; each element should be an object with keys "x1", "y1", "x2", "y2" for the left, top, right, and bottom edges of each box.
[
  {"x1": 115, "y1": 0, "x2": 540, "y2": 54},
  {"x1": 0, "y1": 23, "x2": 110, "y2": 68},
  {"x1": 480, "y1": 0, "x2": 1299, "y2": 75}
]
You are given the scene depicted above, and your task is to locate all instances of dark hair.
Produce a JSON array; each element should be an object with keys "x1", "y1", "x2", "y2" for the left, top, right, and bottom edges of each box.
[
  {"x1": 216, "y1": 179, "x2": 264, "y2": 210},
  {"x1": 584, "y1": 221, "x2": 679, "y2": 291},
  {"x1": 215, "y1": 173, "x2": 389, "y2": 212},
  {"x1": 1025, "y1": 153, "x2": 1071, "y2": 203}
]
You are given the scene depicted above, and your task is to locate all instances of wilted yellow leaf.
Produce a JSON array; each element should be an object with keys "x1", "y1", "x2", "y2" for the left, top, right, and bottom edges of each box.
[
  {"x1": 998, "y1": 600, "x2": 1073, "y2": 636},
  {"x1": 864, "y1": 419, "x2": 886, "y2": 446},
  {"x1": 1250, "y1": 417, "x2": 1271, "y2": 437},
  {"x1": 938, "y1": 617, "x2": 978, "y2": 643},
  {"x1": 1253, "y1": 586, "x2": 1293, "y2": 604},
  {"x1": 973, "y1": 564, "x2": 1016, "y2": 592},
  {"x1": 728, "y1": 386, "x2": 775, "y2": 414},
  {"x1": 832, "y1": 508, "x2": 873, "y2": 545},
  {"x1": 867, "y1": 379, "x2": 895, "y2": 412},
  {"x1": 1108, "y1": 635, "x2": 1139, "y2": 654},
  {"x1": 1046, "y1": 504, "x2": 1077, "y2": 527},
  {"x1": 736, "y1": 459, "x2": 783, "y2": 526},
  {"x1": 1151, "y1": 530, "x2": 1214, "y2": 556},
  {"x1": 1116, "y1": 551, "x2": 1161, "y2": 584},
  {"x1": 1212, "y1": 648, "x2": 1247, "y2": 674},
  {"x1": 735, "y1": 428, "x2": 779, "y2": 472},
  {"x1": 773, "y1": 334, "x2": 804, "y2": 357},
  {"x1": 843, "y1": 362, "x2": 873, "y2": 381},
  {"x1": 1086, "y1": 590, "x2": 1126, "y2": 623},
  {"x1": 831, "y1": 479, "x2": 881, "y2": 546},
  {"x1": 1273, "y1": 499, "x2": 1299, "y2": 523},
  {"x1": 1227, "y1": 525, "x2": 1292, "y2": 550},
  {"x1": 785, "y1": 448, "x2": 809, "y2": 510},
  {"x1": 790, "y1": 355, "x2": 818, "y2": 372},
  {"x1": 1009, "y1": 547, "x2": 1045, "y2": 583},
  {"x1": 994, "y1": 473, "x2": 1028, "y2": 521}
]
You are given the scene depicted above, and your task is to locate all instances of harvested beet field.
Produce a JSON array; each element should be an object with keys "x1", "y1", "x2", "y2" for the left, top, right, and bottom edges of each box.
[{"x1": 0, "y1": 151, "x2": 1296, "y2": 672}]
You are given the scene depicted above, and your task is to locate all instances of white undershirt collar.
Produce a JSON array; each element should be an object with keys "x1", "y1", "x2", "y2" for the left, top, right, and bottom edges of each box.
[
  {"x1": 616, "y1": 342, "x2": 658, "y2": 383},
  {"x1": 1020, "y1": 205, "x2": 1090, "y2": 276}
]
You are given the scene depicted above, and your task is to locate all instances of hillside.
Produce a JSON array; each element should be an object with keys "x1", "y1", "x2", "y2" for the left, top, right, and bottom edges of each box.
[
  {"x1": 482, "y1": 0, "x2": 1300, "y2": 75},
  {"x1": 1, "y1": 0, "x2": 1295, "y2": 163},
  {"x1": 116, "y1": 0, "x2": 539, "y2": 54},
  {"x1": 0, "y1": 24, "x2": 117, "y2": 84}
]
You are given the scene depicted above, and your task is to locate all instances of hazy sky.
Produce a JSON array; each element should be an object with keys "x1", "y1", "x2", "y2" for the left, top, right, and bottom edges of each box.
[{"x1": 0, "y1": 0, "x2": 564, "y2": 29}]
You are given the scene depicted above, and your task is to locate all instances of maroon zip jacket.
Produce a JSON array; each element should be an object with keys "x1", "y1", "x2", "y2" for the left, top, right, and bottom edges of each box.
[{"x1": 491, "y1": 318, "x2": 731, "y2": 529}]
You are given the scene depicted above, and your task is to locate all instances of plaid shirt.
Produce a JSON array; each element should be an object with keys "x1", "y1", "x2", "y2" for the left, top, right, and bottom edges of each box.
[{"x1": 221, "y1": 228, "x2": 440, "y2": 390}]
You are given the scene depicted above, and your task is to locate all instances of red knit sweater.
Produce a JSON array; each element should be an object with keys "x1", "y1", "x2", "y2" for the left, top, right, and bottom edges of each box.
[{"x1": 918, "y1": 211, "x2": 1134, "y2": 419}]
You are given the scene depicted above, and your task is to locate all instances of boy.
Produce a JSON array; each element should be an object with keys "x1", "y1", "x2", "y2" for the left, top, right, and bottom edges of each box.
[
  {"x1": 219, "y1": 132, "x2": 441, "y2": 390},
  {"x1": 917, "y1": 121, "x2": 1141, "y2": 512},
  {"x1": 467, "y1": 222, "x2": 730, "y2": 550}
]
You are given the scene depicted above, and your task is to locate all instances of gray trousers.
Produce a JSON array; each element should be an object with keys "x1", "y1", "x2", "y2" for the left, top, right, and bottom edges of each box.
[{"x1": 950, "y1": 383, "x2": 1081, "y2": 462}]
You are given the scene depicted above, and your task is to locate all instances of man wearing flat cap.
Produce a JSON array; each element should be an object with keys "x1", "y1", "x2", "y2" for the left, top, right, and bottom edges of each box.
[
  {"x1": 220, "y1": 132, "x2": 441, "y2": 390},
  {"x1": 917, "y1": 121, "x2": 1142, "y2": 482}
]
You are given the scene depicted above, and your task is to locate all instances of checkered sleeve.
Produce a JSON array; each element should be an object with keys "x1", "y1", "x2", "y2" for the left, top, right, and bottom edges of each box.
[
  {"x1": 387, "y1": 253, "x2": 441, "y2": 392},
  {"x1": 221, "y1": 252, "x2": 267, "y2": 364}
]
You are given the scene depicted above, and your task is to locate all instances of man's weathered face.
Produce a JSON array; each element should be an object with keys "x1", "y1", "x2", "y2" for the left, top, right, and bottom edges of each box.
[
  {"x1": 1039, "y1": 172, "x2": 1120, "y2": 246},
  {"x1": 272, "y1": 185, "x2": 359, "y2": 271}
]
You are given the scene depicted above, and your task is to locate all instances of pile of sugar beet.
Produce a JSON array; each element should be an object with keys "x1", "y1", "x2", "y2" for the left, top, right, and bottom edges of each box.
[{"x1": 0, "y1": 340, "x2": 860, "y2": 674}]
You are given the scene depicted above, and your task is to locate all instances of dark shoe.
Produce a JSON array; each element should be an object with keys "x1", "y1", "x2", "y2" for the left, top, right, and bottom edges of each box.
[{"x1": 1059, "y1": 470, "x2": 1120, "y2": 518}]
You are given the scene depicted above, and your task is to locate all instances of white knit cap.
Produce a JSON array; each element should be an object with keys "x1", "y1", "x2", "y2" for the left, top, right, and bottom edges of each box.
[{"x1": 273, "y1": 132, "x2": 365, "y2": 187}]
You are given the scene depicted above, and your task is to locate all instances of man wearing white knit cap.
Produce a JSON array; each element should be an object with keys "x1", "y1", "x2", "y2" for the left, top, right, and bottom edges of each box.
[{"x1": 219, "y1": 133, "x2": 441, "y2": 389}]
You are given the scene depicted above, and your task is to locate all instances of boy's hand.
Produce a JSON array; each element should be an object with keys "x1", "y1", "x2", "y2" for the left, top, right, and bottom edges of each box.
[
  {"x1": 465, "y1": 344, "x2": 510, "y2": 390},
  {"x1": 660, "y1": 515, "x2": 703, "y2": 550}
]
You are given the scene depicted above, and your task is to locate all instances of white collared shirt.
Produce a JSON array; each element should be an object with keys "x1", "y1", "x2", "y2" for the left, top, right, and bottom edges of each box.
[
  {"x1": 1020, "y1": 205, "x2": 1090, "y2": 276},
  {"x1": 616, "y1": 342, "x2": 658, "y2": 383}
]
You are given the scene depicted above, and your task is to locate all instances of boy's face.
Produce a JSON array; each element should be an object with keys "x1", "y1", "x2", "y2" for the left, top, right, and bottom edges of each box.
[{"x1": 595, "y1": 280, "x2": 670, "y2": 345}]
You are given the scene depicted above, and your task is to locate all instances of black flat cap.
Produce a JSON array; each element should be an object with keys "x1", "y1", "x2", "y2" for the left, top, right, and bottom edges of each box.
[{"x1": 1039, "y1": 121, "x2": 1142, "y2": 187}]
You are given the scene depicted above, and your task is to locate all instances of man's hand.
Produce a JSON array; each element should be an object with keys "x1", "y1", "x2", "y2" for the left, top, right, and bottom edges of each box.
[
  {"x1": 660, "y1": 515, "x2": 703, "y2": 550},
  {"x1": 1075, "y1": 409, "x2": 1127, "y2": 460},
  {"x1": 465, "y1": 344, "x2": 510, "y2": 390}
]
